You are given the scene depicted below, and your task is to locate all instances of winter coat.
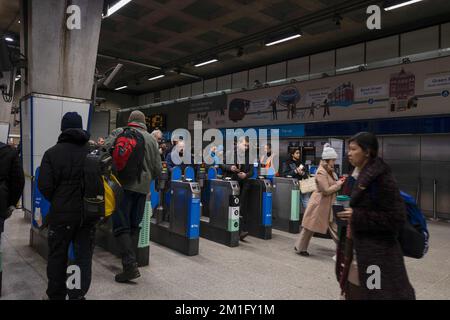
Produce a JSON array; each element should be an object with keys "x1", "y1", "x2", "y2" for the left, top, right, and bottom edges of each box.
[
  {"x1": 301, "y1": 163, "x2": 340, "y2": 234},
  {"x1": 280, "y1": 158, "x2": 309, "y2": 180},
  {"x1": 0, "y1": 143, "x2": 25, "y2": 232},
  {"x1": 38, "y1": 129, "x2": 90, "y2": 226},
  {"x1": 105, "y1": 122, "x2": 162, "y2": 195},
  {"x1": 349, "y1": 157, "x2": 415, "y2": 299},
  {"x1": 220, "y1": 149, "x2": 254, "y2": 181}
]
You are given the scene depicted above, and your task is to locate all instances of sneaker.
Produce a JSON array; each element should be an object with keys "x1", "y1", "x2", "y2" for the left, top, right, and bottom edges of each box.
[
  {"x1": 299, "y1": 251, "x2": 310, "y2": 257},
  {"x1": 239, "y1": 231, "x2": 249, "y2": 241},
  {"x1": 115, "y1": 263, "x2": 141, "y2": 283}
]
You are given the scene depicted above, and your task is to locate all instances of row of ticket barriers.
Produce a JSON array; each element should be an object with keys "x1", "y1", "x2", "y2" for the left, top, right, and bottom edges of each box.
[{"x1": 29, "y1": 162, "x2": 311, "y2": 267}]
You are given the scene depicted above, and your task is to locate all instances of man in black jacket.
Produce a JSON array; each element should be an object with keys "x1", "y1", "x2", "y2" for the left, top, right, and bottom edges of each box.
[
  {"x1": 0, "y1": 143, "x2": 25, "y2": 233},
  {"x1": 38, "y1": 112, "x2": 93, "y2": 300},
  {"x1": 220, "y1": 137, "x2": 254, "y2": 240}
]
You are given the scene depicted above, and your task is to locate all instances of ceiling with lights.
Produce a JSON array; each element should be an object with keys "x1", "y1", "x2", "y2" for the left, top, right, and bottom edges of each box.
[{"x1": 2, "y1": 0, "x2": 450, "y2": 95}]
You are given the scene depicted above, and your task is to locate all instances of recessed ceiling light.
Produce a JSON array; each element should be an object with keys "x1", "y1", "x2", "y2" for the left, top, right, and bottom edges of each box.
[
  {"x1": 148, "y1": 75, "x2": 165, "y2": 81},
  {"x1": 194, "y1": 59, "x2": 218, "y2": 67},
  {"x1": 265, "y1": 34, "x2": 302, "y2": 47},
  {"x1": 384, "y1": 0, "x2": 423, "y2": 11},
  {"x1": 5, "y1": 37, "x2": 14, "y2": 42},
  {"x1": 103, "y1": 0, "x2": 132, "y2": 18}
]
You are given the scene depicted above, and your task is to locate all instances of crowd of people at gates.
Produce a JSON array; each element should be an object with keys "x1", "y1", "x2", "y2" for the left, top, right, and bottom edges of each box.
[{"x1": 0, "y1": 109, "x2": 427, "y2": 300}]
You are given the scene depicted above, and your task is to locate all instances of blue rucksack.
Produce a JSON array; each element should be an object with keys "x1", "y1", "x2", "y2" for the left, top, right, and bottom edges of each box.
[
  {"x1": 368, "y1": 182, "x2": 429, "y2": 259},
  {"x1": 399, "y1": 191, "x2": 429, "y2": 259}
]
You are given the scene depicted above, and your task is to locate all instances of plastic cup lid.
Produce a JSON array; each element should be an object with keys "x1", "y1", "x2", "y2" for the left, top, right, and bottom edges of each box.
[{"x1": 336, "y1": 195, "x2": 350, "y2": 201}]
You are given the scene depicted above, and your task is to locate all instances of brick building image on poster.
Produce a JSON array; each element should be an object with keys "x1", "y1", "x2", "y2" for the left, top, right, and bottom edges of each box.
[
  {"x1": 328, "y1": 82, "x2": 354, "y2": 107},
  {"x1": 389, "y1": 69, "x2": 417, "y2": 112}
]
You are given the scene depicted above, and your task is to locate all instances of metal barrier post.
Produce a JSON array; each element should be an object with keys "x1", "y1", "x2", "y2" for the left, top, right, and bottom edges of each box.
[{"x1": 431, "y1": 179, "x2": 440, "y2": 221}]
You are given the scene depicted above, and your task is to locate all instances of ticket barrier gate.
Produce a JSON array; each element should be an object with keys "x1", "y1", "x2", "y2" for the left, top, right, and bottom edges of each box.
[
  {"x1": 150, "y1": 166, "x2": 200, "y2": 256},
  {"x1": 241, "y1": 174, "x2": 273, "y2": 240},
  {"x1": 199, "y1": 167, "x2": 241, "y2": 247},
  {"x1": 271, "y1": 177, "x2": 301, "y2": 234}
]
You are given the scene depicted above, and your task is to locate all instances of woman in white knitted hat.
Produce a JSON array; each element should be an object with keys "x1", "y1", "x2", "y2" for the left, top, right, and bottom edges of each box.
[{"x1": 295, "y1": 144, "x2": 344, "y2": 256}]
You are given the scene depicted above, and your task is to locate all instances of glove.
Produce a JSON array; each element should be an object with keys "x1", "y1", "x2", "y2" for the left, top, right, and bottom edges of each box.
[{"x1": 5, "y1": 206, "x2": 15, "y2": 219}]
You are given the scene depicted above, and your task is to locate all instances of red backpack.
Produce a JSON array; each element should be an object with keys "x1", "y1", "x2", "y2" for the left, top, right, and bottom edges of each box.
[{"x1": 112, "y1": 127, "x2": 145, "y2": 184}]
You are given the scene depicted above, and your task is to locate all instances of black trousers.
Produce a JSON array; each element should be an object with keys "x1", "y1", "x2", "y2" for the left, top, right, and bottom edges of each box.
[{"x1": 47, "y1": 222, "x2": 96, "y2": 300}]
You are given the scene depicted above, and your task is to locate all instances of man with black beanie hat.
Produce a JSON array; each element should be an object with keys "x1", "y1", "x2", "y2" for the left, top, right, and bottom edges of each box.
[{"x1": 38, "y1": 111, "x2": 94, "y2": 300}]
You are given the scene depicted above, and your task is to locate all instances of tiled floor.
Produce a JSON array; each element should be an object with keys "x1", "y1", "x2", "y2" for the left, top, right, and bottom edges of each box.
[{"x1": 1, "y1": 211, "x2": 449, "y2": 300}]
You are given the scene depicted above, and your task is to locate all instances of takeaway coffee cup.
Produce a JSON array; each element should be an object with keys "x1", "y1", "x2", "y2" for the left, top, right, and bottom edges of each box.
[{"x1": 333, "y1": 195, "x2": 351, "y2": 227}]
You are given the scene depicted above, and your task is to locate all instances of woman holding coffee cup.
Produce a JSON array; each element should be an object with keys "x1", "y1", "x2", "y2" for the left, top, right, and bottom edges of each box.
[
  {"x1": 335, "y1": 132, "x2": 415, "y2": 300},
  {"x1": 294, "y1": 144, "x2": 344, "y2": 256}
]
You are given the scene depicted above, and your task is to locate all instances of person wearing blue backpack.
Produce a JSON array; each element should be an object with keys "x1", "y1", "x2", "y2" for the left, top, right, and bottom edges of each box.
[{"x1": 335, "y1": 132, "x2": 416, "y2": 300}]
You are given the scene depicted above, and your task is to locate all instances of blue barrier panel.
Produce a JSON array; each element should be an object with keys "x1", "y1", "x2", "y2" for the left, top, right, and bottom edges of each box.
[
  {"x1": 171, "y1": 166, "x2": 182, "y2": 181},
  {"x1": 184, "y1": 166, "x2": 195, "y2": 181},
  {"x1": 207, "y1": 167, "x2": 217, "y2": 180},
  {"x1": 187, "y1": 198, "x2": 201, "y2": 239},
  {"x1": 262, "y1": 192, "x2": 272, "y2": 227},
  {"x1": 150, "y1": 180, "x2": 159, "y2": 210}
]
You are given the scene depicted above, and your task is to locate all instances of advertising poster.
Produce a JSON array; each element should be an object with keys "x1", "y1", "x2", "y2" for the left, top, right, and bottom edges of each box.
[{"x1": 189, "y1": 56, "x2": 450, "y2": 129}]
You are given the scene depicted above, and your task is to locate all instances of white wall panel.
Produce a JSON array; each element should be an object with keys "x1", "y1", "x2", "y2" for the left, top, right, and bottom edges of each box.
[
  {"x1": 180, "y1": 84, "x2": 191, "y2": 98},
  {"x1": 366, "y1": 35, "x2": 399, "y2": 63},
  {"x1": 170, "y1": 87, "x2": 180, "y2": 100},
  {"x1": 441, "y1": 23, "x2": 450, "y2": 49},
  {"x1": 161, "y1": 89, "x2": 171, "y2": 102},
  {"x1": 232, "y1": 71, "x2": 248, "y2": 89},
  {"x1": 249, "y1": 66, "x2": 266, "y2": 85},
  {"x1": 267, "y1": 62, "x2": 286, "y2": 82},
  {"x1": 401, "y1": 26, "x2": 439, "y2": 56},
  {"x1": 336, "y1": 43, "x2": 365, "y2": 68},
  {"x1": 310, "y1": 50, "x2": 335, "y2": 74},
  {"x1": 287, "y1": 57, "x2": 309, "y2": 78},
  {"x1": 217, "y1": 74, "x2": 232, "y2": 91},
  {"x1": 204, "y1": 78, "x2": 217, "y2": 93},
  {"x1": 191, "y1": 81, "x2": 203, "y2": 96}
]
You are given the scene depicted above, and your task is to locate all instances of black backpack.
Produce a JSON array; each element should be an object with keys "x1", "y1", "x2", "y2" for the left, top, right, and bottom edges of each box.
[
  {"x1": 111, "y1": 127, "x2": 145, "y2": 184},
  {"x1": 83, "y1": 148, "x2": 123, "y2": 223},
  {"x1": 0, "y1": 143, "x2": 10, "y2": 219}
]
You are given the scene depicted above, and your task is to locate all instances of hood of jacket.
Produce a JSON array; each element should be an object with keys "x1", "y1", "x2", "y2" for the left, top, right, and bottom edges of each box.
[{"x1": 57, "y1": 128, "x2": 90, "y2": 145}]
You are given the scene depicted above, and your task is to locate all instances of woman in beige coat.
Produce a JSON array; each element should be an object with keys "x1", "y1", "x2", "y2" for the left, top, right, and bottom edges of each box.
[{"x1": 295, "y1": 144, "x2": 344, "y2": 256}]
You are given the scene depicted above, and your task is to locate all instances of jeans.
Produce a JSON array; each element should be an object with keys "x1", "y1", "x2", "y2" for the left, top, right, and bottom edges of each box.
[
  {"x1": 112, "y1": 190, "x2": 146, "y2": 236},
  {"x1": 301, "y1": 192, "x2": 311, "y2": 209},
  {"x1": 112, "y1": 190, "x2": 146, "y2": 267},
  {"x1": 47, "y1": 222, "x2": 96, "y2": 300}
]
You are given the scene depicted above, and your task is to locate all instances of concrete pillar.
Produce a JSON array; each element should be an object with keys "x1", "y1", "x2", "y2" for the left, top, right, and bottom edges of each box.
[
  {"x1": 23, "y1": 0, "x2": 103, "y2": 99},
  {"x1": 19, "y1": 0, "x2": 103, "y2": 219}
]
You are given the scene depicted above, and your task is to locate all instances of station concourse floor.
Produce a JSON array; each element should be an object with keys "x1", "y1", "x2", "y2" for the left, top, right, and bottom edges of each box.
[{"x1": 1, "y1": 211, "x2": 450, "y2": 300}]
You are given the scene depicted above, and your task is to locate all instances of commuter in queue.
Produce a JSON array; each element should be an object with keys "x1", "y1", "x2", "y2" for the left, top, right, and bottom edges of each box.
[
  {"x1": 0, "y1": 140, "x2": 25, "y2": 237},
  {"x1": 105, "y1": 110, "x2": 162, "y2": 283},
  {"x1": 38, "y1": 112, "x2": 93, "y2": 300},
  {"x1": 259, "y1": 143, "x2": 276, "y2": 175},
  {"x1": 281, "y1": 147, "x2": 311, "y2": 208},
  {"x1": 220, "y1": 136, "x2": 253, "y2": 240},
  {"x1": 294, "y1": 144, "x2": 344, "y2": 256},
  {"x1": 335, "y1": 132, "x2": 415, "y2": 300},
  {"x1": 166, "y1": 139, "x2": 187, "y2": 172}
]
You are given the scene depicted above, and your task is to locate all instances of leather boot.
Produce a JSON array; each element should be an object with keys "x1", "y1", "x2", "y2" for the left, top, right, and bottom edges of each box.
[{"x1": 114, "y1": 233, "x2": 141, "y2": 283}]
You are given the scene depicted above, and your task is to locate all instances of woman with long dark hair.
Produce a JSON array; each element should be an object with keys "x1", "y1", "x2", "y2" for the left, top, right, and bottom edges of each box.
[{"x1": 336, "y1": 132, "x2": 415, "y2": 300}]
